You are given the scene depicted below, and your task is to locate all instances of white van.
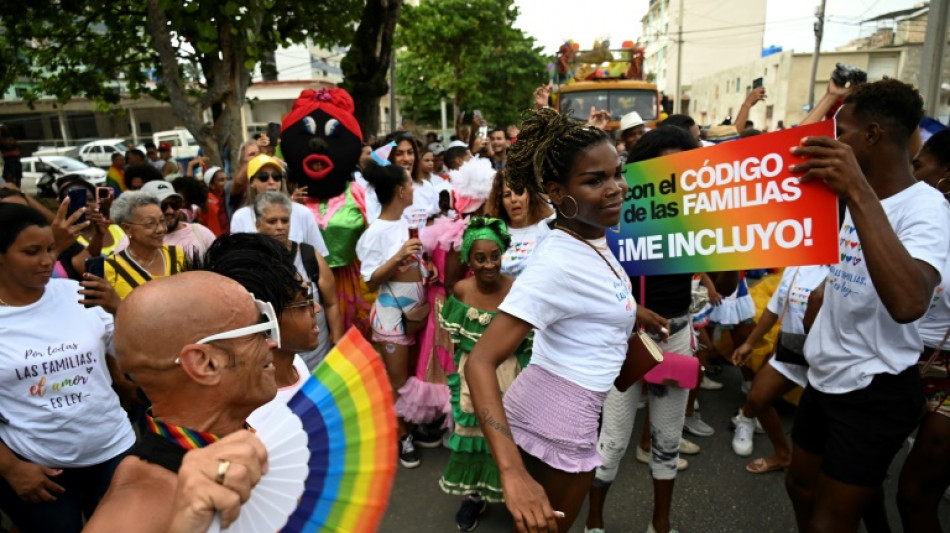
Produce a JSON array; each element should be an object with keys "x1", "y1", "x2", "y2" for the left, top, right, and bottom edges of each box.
[{"x1": 153, "y1": 129, "x2": 199, "y2": 159}]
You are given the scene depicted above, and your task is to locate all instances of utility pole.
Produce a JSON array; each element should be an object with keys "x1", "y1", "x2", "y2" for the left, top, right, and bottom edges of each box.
[
  {"x1": 807, "y1": 0, "x2": 827, "y2": 110},
  {"x1": 674, "y1": 0, "x2": 684, "y2": 114},
  {"x1": 919, "y1": 0, "x2": 949, "y2": 117}
]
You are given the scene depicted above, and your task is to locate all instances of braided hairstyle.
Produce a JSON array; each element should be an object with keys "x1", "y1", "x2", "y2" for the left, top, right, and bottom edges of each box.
[{"x1": 505, "y1": 108, "x2": 611, "y2": 207}]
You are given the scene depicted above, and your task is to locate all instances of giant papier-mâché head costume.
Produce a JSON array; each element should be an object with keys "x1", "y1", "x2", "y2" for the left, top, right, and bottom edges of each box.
[{"x1": 280, "y1": 88, "x2": 363, "y2": 199}]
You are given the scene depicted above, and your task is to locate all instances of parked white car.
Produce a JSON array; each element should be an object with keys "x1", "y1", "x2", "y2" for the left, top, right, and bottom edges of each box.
[
  {"x1": 153, "y1": 129, "x2": 199, "y2": 160},
  {"x1": 78, "y1": 139, "x2": 127, "y2": 168},
  {"x1": 20, "y1": 156, "x2": 107, "y2": 195}
]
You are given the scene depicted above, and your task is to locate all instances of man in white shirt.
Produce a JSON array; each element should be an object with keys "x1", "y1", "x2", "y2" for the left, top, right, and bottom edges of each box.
[{"x1": 786, "y1": 79, "x2": 950, "y2": 532}]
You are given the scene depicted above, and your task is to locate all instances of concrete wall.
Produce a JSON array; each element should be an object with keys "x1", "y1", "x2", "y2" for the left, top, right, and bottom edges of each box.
[
  {"x1": 689, "y1": 50, "x2": 793, "y2": 130},
  {"x1": 642, "y1": 0, "x2": 765, "y2": 101},
  {"x1": 688, "y1": 44, "x2": 950, "y2": 130}
]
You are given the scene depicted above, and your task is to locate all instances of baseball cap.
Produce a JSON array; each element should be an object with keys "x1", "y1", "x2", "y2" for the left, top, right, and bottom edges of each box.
[
  {"x1": 447, "y1": 140, "x2": 468, "y2": 149},
  {"x1": 247, "y1": 154, "x2": 284, "y2": 179},
  {"x1": 140, "y1": 180, "x2": 182, "y2": 203},
  {"x1": 620, "y1": 111, "x2": 644, "y2": 131},
  {"x1": 158, "y1": 142, "x2": 172, "y2": 152},
  {"x1": 428, "y1": 142, "x2": 446, "y2": 156}
]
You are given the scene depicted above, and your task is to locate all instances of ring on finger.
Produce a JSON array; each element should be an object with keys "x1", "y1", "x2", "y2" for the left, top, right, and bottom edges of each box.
[{"x1": 216, "y1": 459, "x2": 231, "y2": 485}]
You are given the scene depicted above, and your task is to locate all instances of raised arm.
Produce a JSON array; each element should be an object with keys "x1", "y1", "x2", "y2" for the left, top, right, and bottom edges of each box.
[
  {"x1": 735, "y1": 87, "x2": 766, "y2": 135},
  {"x1": 794, "y1": 138, "x2": 940, "y2": 322},
  {"x1": 800, "y1": 78, "x2": 851, "y2": 127}
]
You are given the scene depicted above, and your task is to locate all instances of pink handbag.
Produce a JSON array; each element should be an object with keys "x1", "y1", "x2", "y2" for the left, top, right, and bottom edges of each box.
[{"x1": 638, "y1": 276, "x2": 701, "y2": 389}]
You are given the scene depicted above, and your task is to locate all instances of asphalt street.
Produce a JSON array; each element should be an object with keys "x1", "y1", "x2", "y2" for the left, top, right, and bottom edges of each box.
[{"x1": 379, "y1": 364, "x2": 950, "y2": 533}]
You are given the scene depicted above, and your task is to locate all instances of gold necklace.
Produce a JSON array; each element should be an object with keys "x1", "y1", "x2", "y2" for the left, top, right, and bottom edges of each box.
[
  {"x1": 128, "y1": 247, "x2": 160, "y2": 268},
  {"x1": 0, "y1": 296, "x2": 8, "y2": 306},
  {"x1": 556, "y1": 225, "x2": 622, "y2": 281}
]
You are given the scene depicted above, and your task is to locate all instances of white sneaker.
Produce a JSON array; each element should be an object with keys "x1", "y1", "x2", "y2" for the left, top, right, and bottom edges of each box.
[
  {"x1": 683, "y1": 412, "x2": 715, "y2": 437},
  {"x1": 679, "y1": 437, "x2": 701, "y2": 455},
  {"x1": 700, "y1": 376, "x2": 723, "y2": 390},
  {"x1": 731, "y1": 411, "x2": 765, "y2": 434},
  {"x1": 732, "y1": 413, "x2": 755, "y2": 457},
  {"x1": 585, "y1": 528, "x2": 605, "y2": 533}
]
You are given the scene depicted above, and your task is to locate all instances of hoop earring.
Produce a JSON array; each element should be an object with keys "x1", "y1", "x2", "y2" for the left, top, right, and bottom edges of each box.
[
  {"x1": 558, "y1": 195, "x2": 579, "y2": 220},
  {"x1": 938, "y1": 177, "x2": 950, "y2": 198}
]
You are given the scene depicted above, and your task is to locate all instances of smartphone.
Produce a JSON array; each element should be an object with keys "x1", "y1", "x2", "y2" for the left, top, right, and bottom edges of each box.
[
  {"x1": 266, "y1": 122, "x2": 281, "y2": 146},
  {"x1": 84, "y1": 255, "x2": 105, "y2": 278},
  {"x1": 83, "y1": 256, "x2": 105, "y2": 308},
  {"x1": 67, "y1": 188, "x2": 88, "y2": 224},
  {"x1": 478, "y1": 126, "x2": 488, "y2": 138},
  {"x1": 752, "y1": 77, "x2": 763, "y2": 90},
  {"x1": 96, "y1": 187, "x2": 114, "y2": 219}
]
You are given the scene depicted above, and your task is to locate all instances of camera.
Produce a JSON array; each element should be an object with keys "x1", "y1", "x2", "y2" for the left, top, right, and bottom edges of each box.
[{"x1": 831, "y1": 63, "x2": 867, "y2": 88}]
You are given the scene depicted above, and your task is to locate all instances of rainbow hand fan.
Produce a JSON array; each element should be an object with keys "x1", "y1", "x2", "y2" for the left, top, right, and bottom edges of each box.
[
  {"x1": 208, "y1": 403, "x2": 310, "y2": 533},
  {"x1": 210, "y1": 328, "x2": 397, "y2": 533},
  {"x1": 284, "y1": 327, "x2": 397, "y2": 532}
]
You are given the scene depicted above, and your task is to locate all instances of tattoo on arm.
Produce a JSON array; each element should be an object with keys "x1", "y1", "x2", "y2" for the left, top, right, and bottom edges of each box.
[{"x1": 480, "y1": 408, "x2": 514, "y2": 441}]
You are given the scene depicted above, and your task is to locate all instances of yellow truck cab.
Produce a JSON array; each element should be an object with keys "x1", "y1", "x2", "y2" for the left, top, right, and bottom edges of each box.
[
  {"x1": 557, "y1": 79, "x2": 660, "y2": 131},
  {"x1": 553, "y1": 41, "x2": 661, "y2": 132}
]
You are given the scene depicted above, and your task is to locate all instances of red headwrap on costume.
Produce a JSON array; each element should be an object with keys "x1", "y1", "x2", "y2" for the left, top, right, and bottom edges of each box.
[{"x1": 280, "y1": 88, "x2": 363, "y2": 142}]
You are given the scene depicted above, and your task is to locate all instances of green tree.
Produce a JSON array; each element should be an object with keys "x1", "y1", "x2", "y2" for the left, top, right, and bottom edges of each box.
[
  {"x1": 394, "y1": 0, "x2": 547, "y2": 129},
  {"x1": 0, "y1": 0, "x2": 362, "y2": 168}
]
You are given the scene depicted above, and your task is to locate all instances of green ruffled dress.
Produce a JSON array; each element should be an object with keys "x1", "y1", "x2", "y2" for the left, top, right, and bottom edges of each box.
[{"x1": 438, "y1": 295, "x2": 532, "y2": 502}]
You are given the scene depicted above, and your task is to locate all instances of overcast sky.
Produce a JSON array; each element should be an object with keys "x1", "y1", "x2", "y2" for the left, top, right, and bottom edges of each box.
[{"x1": 513, "y1": 0, "x2": 924, "y2": 56}]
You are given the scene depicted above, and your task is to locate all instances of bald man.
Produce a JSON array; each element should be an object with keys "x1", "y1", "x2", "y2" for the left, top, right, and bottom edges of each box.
[{"x1": 84, "y1": 271, "x2": 277, "y2": 532}]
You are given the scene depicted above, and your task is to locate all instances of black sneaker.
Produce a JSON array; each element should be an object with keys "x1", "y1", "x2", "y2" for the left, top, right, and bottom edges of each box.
[
  {"x1": 456, "y1": 496, "x2": 488, "y2": 532},
  {"x1": 399, "y1": 434, "x2": 421, "y2": 468},
  {"x1": 412, "y1": 425, "x2": 444, "y2": 449}
]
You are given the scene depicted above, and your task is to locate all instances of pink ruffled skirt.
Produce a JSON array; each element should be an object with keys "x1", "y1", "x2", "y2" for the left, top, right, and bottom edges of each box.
[{"x1": 503, "y1": 364, "x2": 607, "y2": 473}]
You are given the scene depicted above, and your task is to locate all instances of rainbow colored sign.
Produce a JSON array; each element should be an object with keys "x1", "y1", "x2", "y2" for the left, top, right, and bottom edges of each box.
[{"x1": 607, "y1": 121, "x2": 839, "y2": 276}]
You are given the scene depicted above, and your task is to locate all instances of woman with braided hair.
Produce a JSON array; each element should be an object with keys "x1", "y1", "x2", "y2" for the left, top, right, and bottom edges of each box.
[{"x1": 466, "y1": 108, "x2": 635, "y2": 532}]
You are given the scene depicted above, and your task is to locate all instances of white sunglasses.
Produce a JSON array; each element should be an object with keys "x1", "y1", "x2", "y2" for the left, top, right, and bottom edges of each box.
[
  {"x1": 197, "y1": 296, "x2": 281, "y2": 349},
  {"x1": 176, "y1": 296, "x2": 281, "y2": 366}
]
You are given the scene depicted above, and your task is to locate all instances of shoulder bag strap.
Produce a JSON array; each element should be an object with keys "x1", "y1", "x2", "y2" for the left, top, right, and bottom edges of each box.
[{"x1": 299, "y1": 242, "x2": 320, "y2": 284}]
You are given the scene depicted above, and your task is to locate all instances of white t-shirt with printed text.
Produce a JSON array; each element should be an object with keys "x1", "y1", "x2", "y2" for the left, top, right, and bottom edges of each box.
[
  {"x1": 501, "y1": 220, "x2": 551, "y2": 278},
  {"x1": 804, "y1": 182, "x2": 950, "y2": 393},
  {"x1": 766, "y1": 265, "x2": 830, "y2": 387},
  {"x1": 0, "y1": 280, "x2": 135, "y2": 467},
  {"x1": 499, "y1": 230, "x2": 637, "y2": 392}
]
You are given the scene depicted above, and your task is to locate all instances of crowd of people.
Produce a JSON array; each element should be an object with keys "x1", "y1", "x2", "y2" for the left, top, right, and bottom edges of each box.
[{"x1": 0, "y1": 75, "x2": 948, "y2": 533}]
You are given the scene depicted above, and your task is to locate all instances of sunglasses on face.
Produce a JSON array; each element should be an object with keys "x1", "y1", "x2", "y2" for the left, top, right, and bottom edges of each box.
[
  {"x1": 253, "y1": 171, "x2": 284, "y2": 183},
  {"x1": 161, "y1": 198, "x2": 183, "y2": 211},
  {"x1": 194, "y1": 296, "x2": 281, "y2": 349}
]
